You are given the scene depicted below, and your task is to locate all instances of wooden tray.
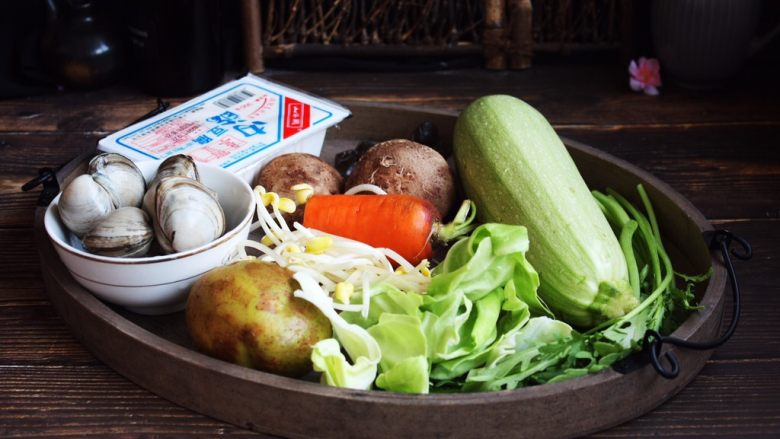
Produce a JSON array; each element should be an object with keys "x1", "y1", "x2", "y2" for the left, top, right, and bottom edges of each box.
[{"x1": 34, "y1": 102, "x2": 727, "y2": 439}]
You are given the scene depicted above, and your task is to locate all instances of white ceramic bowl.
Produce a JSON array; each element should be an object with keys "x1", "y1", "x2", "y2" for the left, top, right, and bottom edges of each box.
[{"x1": 44, "y1": 160, "x2": 256, "y2": 315}]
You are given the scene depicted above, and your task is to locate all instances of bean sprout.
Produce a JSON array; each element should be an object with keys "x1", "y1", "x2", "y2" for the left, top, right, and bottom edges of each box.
[{"x1": 238, "y1": 186, "x2": 430, "y2": 319}]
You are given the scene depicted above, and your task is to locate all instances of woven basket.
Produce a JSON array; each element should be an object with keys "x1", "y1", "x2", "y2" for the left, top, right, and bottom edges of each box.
[{"x1": 240, "y1": 0, "x2": 623, "y2": 71}]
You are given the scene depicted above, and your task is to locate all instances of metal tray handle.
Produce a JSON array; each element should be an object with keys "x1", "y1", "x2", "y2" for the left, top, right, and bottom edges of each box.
[{"x1": 643, "y1": 230, "x2": 752, "y2": 379}]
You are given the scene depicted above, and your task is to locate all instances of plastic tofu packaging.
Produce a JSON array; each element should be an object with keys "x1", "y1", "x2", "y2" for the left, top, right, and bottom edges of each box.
[{"x1": 98, "y1": 73, "x2": 351, "y2": 184}]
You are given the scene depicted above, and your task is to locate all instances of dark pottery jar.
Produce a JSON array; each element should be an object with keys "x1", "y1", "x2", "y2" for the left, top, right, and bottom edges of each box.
[
  {"x1": 652, "y1": 0, "x2": 779, "y2": 88},
  {"x1": 40, "y1": 0, "x2": 126, "y2": 89}
]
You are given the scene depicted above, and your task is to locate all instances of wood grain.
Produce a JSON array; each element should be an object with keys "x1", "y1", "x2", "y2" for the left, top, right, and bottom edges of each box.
[
  {"x1": 557, "y1": 126, "x2": 780, "y2": 220},
  {"x1": 0, "y1": 360, "x2": 776, "y2": 438},
  {"x1": 3, "y1": 126, "x2": 778, "y2": 228},
  {"x1": 2, "y1": 219, "x2": 773, "y2": 365},
  {"x1": 0, "y1": 65, "x2": 777, "y2": 133},
  {"x1": 0, "y1": 133, "x2": 99, "y2": 227},
  {"x1": 1, "y1": 64, "x2": 778, "y2": 438},
  {"x1": 0, "y1": 305, "x2": 97, "y2": 366},
  {"x1": 263, "y1": 67, "x2": 780, "y2": 126},
  {"x1": 591, "y1": 360, "x2": 780, "y2": 438},
  {"x1": 0, "y1": 91, "x2": 185, "y2": 133},
  {"x1": 0, "y1": 366, "x2": 264, "y2": 438},
  {"x1": 24, "y1": 111, "x2": 730, "y2": 439}
]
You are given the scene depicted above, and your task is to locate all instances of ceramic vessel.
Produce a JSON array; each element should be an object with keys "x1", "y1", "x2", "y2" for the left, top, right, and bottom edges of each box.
[
  {"x1": 44, "y1": 160, "x2": 256, "y2": 315},
  {"x1": 652, "y1": 0, "x2": 763, "y2": 87}
]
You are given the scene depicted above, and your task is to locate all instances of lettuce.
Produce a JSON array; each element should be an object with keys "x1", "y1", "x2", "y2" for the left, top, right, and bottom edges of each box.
[
  {"x1": 305, "y1": 187, "x2": 707, "y2": 392},
  {"x1": 464, "y1": 317, "x2": 573, "y2": 391},
  {"x1": 294, "y1": 272, "x2": 381, "y2": 390},
  {"x1": 311, "y1": 339, "x2": 379, "y2": 390},
  {"x1": 368, "y1": 314, "x2": 429, "y2": 393},
  {"x1": 375, "y1": 356, "x2": 429, "y2": 394},
  {"x1": 307, "y1": 222, "x2": 559, "y2": 393}
]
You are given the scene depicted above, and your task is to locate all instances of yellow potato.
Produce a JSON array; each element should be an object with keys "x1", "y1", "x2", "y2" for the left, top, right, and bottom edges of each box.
[{"x1": 186, "y1": 260, "x2": 332, "y2": 377}]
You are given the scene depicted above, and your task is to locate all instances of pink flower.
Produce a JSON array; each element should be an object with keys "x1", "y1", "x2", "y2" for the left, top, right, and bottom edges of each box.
[{"x1": 629, "y1": 57, "x2": 662, "y2": 96}]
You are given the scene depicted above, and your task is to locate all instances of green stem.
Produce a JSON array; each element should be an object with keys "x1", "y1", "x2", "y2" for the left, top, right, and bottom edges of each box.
[
  {"x1": 619, "y1": 220, "x2": 640, "y2": 298},
  {"x1": 637, "y1": 185, "x2": 662, "y2": 244},
  {"x1": 592, "y1": 191, "x2": 631, "y2": 227},
  {"x1": 435, "y1": 200, "x2": 477, "y2": 243},
  {"x1": 586, "y1": 265, "x2": 673, "y2": 335},
  {"x1": 593, "y1": 191, "x2": 640, "y2": 298},
  {"x1": 607, "y1": 189, "x2": 662, "y2": 288},
  {"x1": 586, "y1": 185, "x2": 676, "y2": 335}
]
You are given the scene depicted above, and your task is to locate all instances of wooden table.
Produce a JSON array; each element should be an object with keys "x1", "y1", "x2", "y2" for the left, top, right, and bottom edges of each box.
[{"x1": 1, "y1": 63, "x2": 778, "y2": 437}]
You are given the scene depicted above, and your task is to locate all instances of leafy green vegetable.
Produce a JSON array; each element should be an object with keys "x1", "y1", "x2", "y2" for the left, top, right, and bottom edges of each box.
[
  {"x1": 375, "y1": 356, "x2": 429, "y2": 393},
  {"x1": 429, "y1": 223, "x2": 549, "y2": 316},
  {"x1": 464, "y1": 317, "x2": 573, "y2": 391},
  {"x1": 429, "y1": 184, "x2": 707, "y2": 391},
  {"x1": 294, "y1": 272, "x2": 381, "y2": 390},
  {"x1": 367, "y1": 314, "x2": 429, "y2": 393},
  {"x1": 306, "y1": 184, "x2": 708, "y2": 393},
  {"x1": 460, "y1": 184, "x2": 710, "y2": 390},
  {"x1": 338, "y1": 222, "x2": 544, "y2": 393},
  {"x1": 311, "y1": 339, "x2": 379, "y2": 389}
]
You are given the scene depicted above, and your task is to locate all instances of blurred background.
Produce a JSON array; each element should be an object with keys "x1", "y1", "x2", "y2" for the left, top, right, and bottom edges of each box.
[{"x1": 1, "y1": 0, "x2": 779, "y2": 99}]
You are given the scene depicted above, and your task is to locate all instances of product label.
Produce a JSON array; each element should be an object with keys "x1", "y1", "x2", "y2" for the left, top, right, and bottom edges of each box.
[{"x1": 100, "y1": 75, "x2": 349, "y2": 170}]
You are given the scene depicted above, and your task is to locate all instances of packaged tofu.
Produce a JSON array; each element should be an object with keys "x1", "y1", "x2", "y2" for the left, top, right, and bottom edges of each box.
[{"x1": 98, "y1": 74, "x2": 351, "y2": 183}]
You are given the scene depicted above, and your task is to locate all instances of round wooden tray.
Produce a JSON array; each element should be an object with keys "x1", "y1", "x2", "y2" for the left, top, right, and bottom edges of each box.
[{"x1": 35, "y1": 102, "x2": 727, "y2": 439}]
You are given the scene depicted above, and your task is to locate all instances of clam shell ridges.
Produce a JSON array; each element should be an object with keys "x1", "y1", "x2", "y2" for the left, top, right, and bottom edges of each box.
[{"x1": 154, "y1": 176, "x2": 225, "y2": 254}]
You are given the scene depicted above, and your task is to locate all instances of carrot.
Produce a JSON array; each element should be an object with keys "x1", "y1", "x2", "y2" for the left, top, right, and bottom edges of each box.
[{"x1": 303, "y1": 194, "x2": 475, "y2": 265}]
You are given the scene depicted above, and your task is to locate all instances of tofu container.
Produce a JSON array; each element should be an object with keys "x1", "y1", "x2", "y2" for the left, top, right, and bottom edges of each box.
[{"x1": 98, "y1": 74, "x2": 351, "y2": 184}]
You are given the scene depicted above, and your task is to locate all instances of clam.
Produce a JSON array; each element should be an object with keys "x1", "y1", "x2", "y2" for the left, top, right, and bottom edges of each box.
[
  {"x1": 88, "y1": 153, "x2": 146, "y2": 209},
  {"x1": 155, "y1": 154, "x2": 200, "y2": 182},
  {"x1": 57, "y1": 153, "x2": 146, "y2": 237},
  {"x1": 82, "y1": 207, "x2": 154, "y2": 257},
  {"x1": 58, "y1": 174, "x2": 114, "y2": 237},
  {"x1": 142, "y1": 154, "x2": 200, "y2": 216},
  {"x1": 153, "y1": 176, "x2": 225, "y2": 254}
]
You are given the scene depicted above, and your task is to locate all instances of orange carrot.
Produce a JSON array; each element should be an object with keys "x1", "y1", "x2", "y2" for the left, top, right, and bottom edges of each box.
[{"x1": 303, "y1": 194, "x2": 474, "y2": 265}]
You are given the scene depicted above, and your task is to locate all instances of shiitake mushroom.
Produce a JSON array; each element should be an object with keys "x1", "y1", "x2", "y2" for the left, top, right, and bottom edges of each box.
[{"x1": 345, "y1": 139, "x2": 456, "y2": 216}]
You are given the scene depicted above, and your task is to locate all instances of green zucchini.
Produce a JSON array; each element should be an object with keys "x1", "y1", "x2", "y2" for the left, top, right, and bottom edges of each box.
[{"x1": 453, "y1": 95, "x2": 637, "y2": 327}]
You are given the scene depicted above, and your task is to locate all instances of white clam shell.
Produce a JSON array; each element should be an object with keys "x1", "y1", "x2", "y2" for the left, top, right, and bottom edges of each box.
[
  {"x1": 154, "y1": 176, "x2": 225, "y2": 254},
  {"x1": 82, "y1": 207, "x2": 154, "y2": 258},
  {"x1": 89, "y1": 153, "x2": 146, "y2": 209},
  {"x1": 142, "y1": 154, "x2": 200, "y2": 217},
  {"x1": 58, "y1": 174, "x2": 114, "y2": 237}
]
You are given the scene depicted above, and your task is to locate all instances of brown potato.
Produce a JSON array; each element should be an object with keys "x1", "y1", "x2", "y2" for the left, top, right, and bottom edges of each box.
[
  {"x1": 345, "y1": 139, "x2": 455, "y2": 216},
  {"x1": 254, "y1": 153, "x2": 343, "y2": 223},
  {"x1": 186, "y1": 260, "x2": 332, "y2": 377}
]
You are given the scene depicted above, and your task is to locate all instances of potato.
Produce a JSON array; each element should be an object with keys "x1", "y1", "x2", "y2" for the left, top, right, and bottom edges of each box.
[
  {"x1": 254, "y1": 153, "x2": 342, "y2": 222},
  {"x1": 186, "y1": 260, "x2": 332, "y2": 377},
  {"x1": 345, "y1": 139, "x2": 455, "y2": 216}
]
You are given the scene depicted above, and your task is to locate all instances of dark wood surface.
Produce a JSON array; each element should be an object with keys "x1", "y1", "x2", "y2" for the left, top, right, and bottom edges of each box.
[
  {"x1": 1, "y1": 62, "x2": 779, "y2": 437},
  {"x1": 30, "y1": 113, "x2": 728, "y2": 439}
]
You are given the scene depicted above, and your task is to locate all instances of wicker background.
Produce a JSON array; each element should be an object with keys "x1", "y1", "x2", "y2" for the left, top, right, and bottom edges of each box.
[{"x1": 258, "y1": 0, "x2": 622, "y2": 50}]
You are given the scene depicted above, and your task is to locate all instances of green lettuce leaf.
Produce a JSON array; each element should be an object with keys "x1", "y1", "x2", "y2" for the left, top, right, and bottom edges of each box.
[
  {"x1": 421, "y1": 224, "x2": 550, "y2": 387},
  {"x1": 464, "y1": 316, "x2": 573, "y2": 391},
  {"x1": 428, "y1": 224, "x2": 549, "y2": 317},
  {"x1": 311, "y1": 339, "x2": 380, "y2": 390},
  {"x1": 342, "y1": 284, "x2": 424, "y2": 328},
  {"x1": 375, "y1": 356, "x2": 430, "y2": 394},
  {"x1": 341, "y1": 286, "x2": 430, "y2": 393},
  {"x1": 302, "y1": 191, "x2": 709, "y2": 393},
  {"x1": 293, "y1": 273, "x2": 381, "y2": 390},
  {"x1": 367, "y1": 314, "x2": 429, "y2": 393}
]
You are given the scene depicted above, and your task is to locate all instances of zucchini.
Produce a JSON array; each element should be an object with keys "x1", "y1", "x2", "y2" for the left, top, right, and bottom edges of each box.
[{"x1": 453, "y1": 95, "x2": 637, "y2": 327}]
